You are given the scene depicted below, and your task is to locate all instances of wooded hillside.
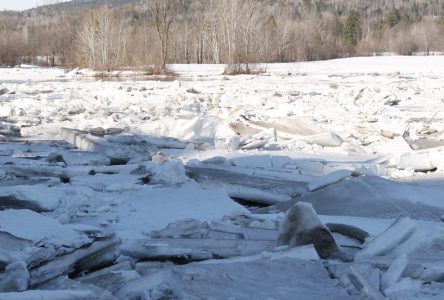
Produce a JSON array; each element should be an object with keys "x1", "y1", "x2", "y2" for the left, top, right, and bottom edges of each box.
[{"x1": 1, "y1": 0, "x2": 443, "y2": 70}]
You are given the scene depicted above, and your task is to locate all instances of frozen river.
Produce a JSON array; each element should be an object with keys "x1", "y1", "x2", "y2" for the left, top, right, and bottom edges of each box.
[{"x1": 1, "y1": 56, "x2": 444, "y2": 299}]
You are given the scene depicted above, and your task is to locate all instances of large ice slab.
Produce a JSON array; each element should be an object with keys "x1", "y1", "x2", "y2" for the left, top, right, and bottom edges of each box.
[
  {"x1": 91, "y1": 185, "x2": 249, "y2": 241},
  {"x1": 261, "y1": 176, "x2": 444, "y2": 220},
  {"x1": 187, "y1": 165, "x2": 306, "y2": 205},
  {"x1": 0, "y1": 209, "x2": 89, "y2": 248},
  {"x1": 0, "y1": 185, "x2": 63, "y2": 212},
  {"x1": 176, "y1": 258, "x2": 357, "y2": 299}
]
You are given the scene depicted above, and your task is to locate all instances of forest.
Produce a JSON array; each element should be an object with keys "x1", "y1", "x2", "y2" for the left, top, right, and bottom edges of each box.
[{"x1": 0, "y1": 0, "x2": 443, "y2": 71}]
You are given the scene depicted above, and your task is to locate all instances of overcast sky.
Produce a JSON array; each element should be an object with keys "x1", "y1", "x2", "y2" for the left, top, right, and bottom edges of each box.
[
  {"x1": 0, "y1": 1, "x2": 69, "y2": 11},
  {"x1": 0, "y1": 0, "x2": 38, "y2": 10}
]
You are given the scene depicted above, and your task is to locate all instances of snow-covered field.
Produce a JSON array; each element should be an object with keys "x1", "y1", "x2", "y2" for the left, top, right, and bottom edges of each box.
[{"x1": 1, "y1": 56, "x2": 444, "y2": 299}]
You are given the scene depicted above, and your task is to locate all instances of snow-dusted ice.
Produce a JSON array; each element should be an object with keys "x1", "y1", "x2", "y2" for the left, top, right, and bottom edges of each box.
[{"x1": 1, "y1": 56, "x2": 444, "y2": 299}]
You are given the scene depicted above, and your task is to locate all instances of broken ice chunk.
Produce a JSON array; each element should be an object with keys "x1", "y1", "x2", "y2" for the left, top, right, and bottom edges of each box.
[
  {"x1": 150, "y1": 219, "x2": 204, "y2": 239},
  {"x1": 381, "y1": 254, "x2": 409, "y2": 292},
  {"x1": 240, "y1": 128, "x2": 277, "y2": 150},
  {"x1": 30, "y1": 237, "x2": 120, "y2": 287},
  {"x1": 0, "y1": 261, "x2": 29, "y2": 292},
  {"x1": 277, "y1": 202, "x2": 343, "y2": 259},
  {"x1": 355, "y1": 217, "x2": 417, "y2": 260},
  {"x1": 150, "y1": 160, "x2": 189, "y2": 185},
  {"x1": 347, "y1": 267, "x2": 385, "y2": 300},
  {"x1": 76, "y1": 262, "x2": 137, "y2": 294},
  {"x1": 0, "y1": 209, "x2": 90, "y2": 248},
  {"x1": 0, "y1": 185, "x2": 62, "y2": 212}
]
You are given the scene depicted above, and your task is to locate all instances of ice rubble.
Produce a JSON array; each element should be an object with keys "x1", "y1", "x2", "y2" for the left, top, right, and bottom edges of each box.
[{"x1": 2, "y1": 57, "x2": 444, "y2": 299}]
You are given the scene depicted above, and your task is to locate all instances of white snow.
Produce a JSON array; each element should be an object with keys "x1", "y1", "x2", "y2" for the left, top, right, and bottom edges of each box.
[
  {"x1": 2, "y1": 56, "x2": 444, "y2": 299},
  {"x1": 0, "y1": 209, "x2": 89, "y2": 248},
  {"x1": 96, "y1": 185, "x2": 249, "y2": 241}
]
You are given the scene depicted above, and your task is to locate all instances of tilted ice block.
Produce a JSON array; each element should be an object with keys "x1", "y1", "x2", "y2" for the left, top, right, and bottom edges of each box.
[
  {"x1": 30, "y1": 237, "x2": 120, "y2": 287},
  {"x1": 390, "y1": 227, "x2": 434, "y2": 257},
  {"x1": 355, "y1": 217, "x2": 417, "y2": 260},
  {"x1": 381, "y1": 254, "x2": 409, "y2": 292},
  {"x1": 61, "y1": 127, "x2": 130, "y2": 164},
  {"x1": 240, "y1": 128, "x2": 277, "y2": 150},
  {"x1": 347, "y1": 267, "x2": 385, "y2": 300},
  {"x1": 277, "y1": 202, "x2": 342, "y2": 259}
]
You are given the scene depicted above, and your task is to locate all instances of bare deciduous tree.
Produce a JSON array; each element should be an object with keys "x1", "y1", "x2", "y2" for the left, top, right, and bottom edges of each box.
[
  {"x1": 217, "y1": 0, "x2": 240, "y2": 65},
  {"x1": 413, "y1": 19, "x2": 441, "y2": 55},
  {"x1": 146, "y1": 0, "x2": 180, "y2": 71},
  {"x1": 240, "y1": 0, "x2": 259, "y2": 72},
  {"x1": 217, "y1": 0, "x2": 260, "y2": 72},
  {"x1": 76, "y1": 5, "x2": 127, "y2": 71},
  {"x1": 273, "y1": 5, "x2": 293, "y2": 62},
  {"x1": 2, "y1": 0, "x2": 444, "y2": 69}
]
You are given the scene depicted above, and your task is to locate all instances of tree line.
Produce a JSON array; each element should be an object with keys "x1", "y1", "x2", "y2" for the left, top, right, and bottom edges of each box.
[{"x1": 0, "y1": 0, "x2": 443, "y2": 72}]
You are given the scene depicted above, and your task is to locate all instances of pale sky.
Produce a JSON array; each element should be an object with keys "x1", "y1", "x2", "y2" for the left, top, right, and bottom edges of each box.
[{"x1": 0, "y1": 0, "x2": 69, "y2": 11}]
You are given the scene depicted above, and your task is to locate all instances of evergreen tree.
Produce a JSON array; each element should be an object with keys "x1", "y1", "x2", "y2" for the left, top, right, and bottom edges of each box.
[
  {"x1": 386, "y1": 8, "x2": 401, "y2": 27},
  {"x1": 343, "y1": 10, "x2": 362, "y2": 46},
  {"x1": 400, "y1": 12, "x2": 413, "y2": 24}
]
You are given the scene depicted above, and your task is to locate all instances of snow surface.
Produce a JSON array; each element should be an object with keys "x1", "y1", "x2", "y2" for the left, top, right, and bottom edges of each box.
[{"x1": 1, "y1": 56, "x2": 444, "y2": 299}]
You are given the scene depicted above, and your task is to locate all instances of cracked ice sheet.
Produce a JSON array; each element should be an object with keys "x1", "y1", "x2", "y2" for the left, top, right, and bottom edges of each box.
[
  {"x1": 175, "y1": 258, "x2": 358, "y2": 300},
  {"x1": 262, "y1": 175, "x2": 444, "y2": 219},
  {"x1": 116, "y1": 259, "x2": 357, "y2": 299},
  {"x1": 76, "y1": 184, "x2": 249, "y2": 242}
]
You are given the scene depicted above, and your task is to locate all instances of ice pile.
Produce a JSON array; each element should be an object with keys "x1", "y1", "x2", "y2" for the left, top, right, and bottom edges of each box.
[{"x1": 2, "y1": 57, "x2": 444, "y2": 299}]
